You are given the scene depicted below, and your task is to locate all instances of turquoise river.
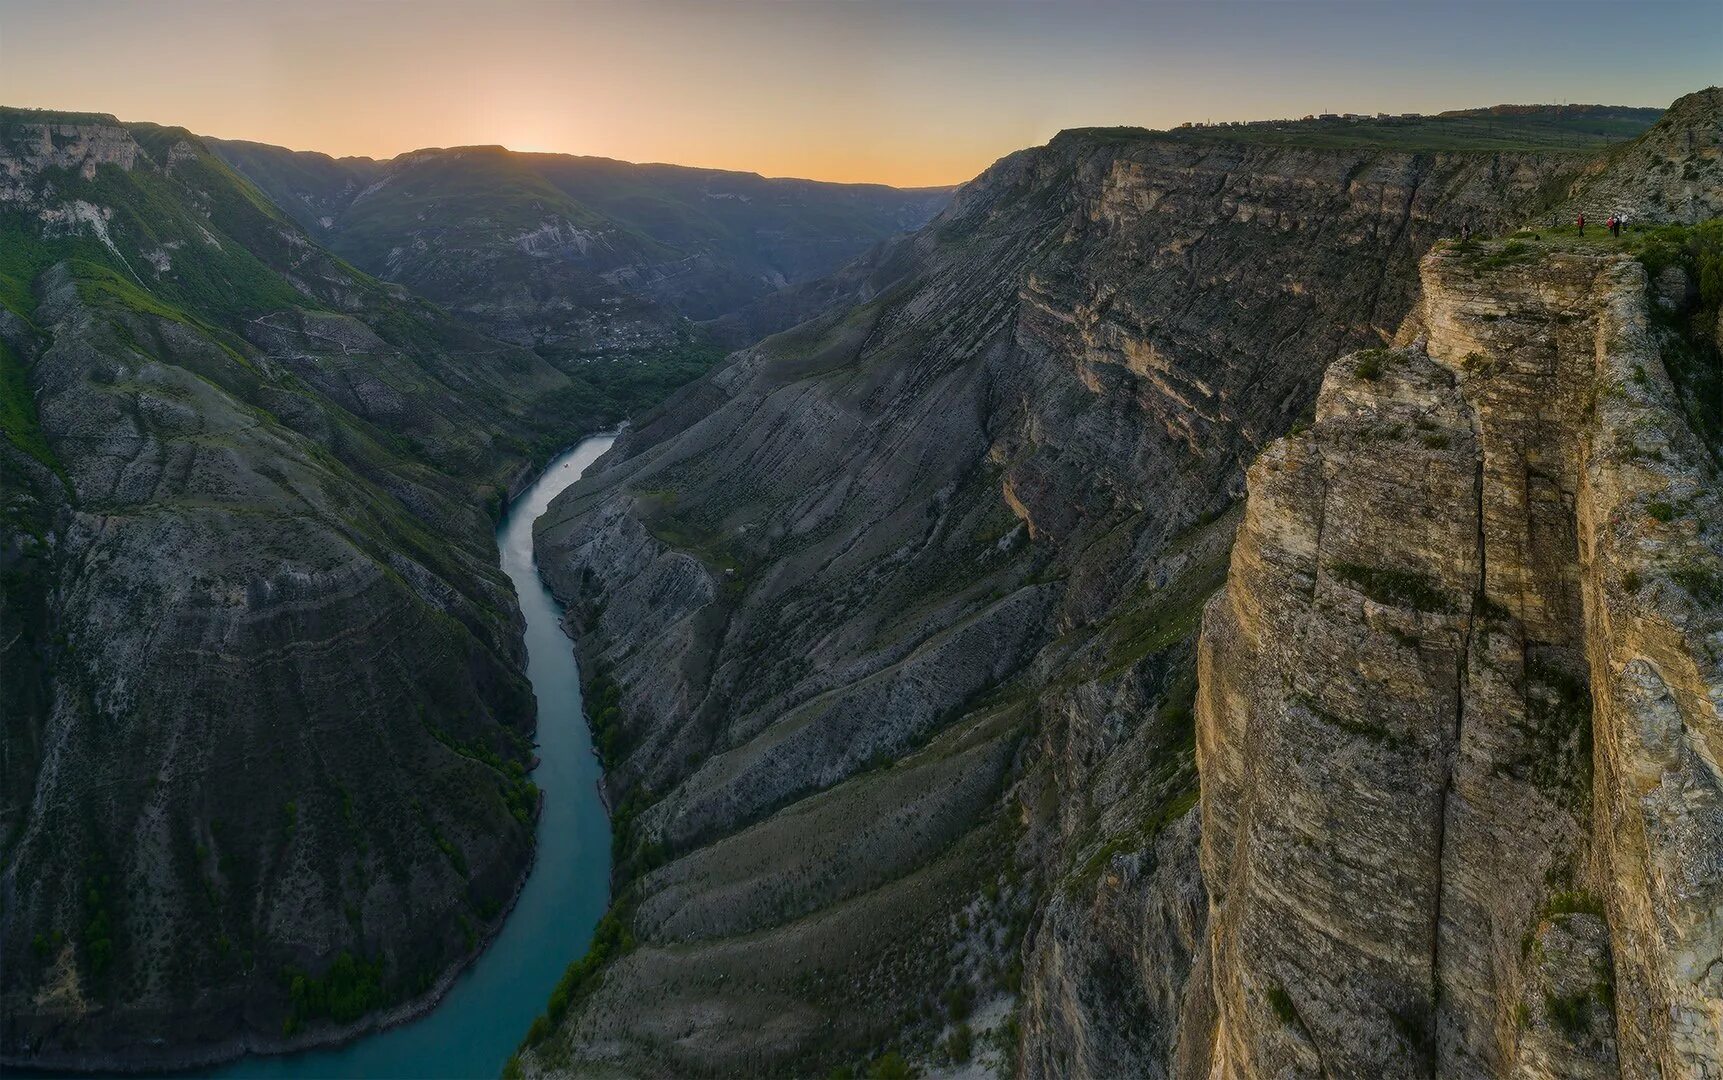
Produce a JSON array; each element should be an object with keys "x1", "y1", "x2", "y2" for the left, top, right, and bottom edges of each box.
[{"x1": 206, "y1": 434, "x2": 617, "y2": 1079}]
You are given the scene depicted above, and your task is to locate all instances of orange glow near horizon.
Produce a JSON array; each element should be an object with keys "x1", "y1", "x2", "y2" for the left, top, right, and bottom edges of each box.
[{"x1": 2, "y1": 0, "x2": 1712, "y2": 188}]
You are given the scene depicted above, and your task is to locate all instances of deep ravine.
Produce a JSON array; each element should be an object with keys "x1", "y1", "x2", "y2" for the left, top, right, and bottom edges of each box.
[{"x1": 204, "y1": 436, "x2": 616, "y2": 1079}]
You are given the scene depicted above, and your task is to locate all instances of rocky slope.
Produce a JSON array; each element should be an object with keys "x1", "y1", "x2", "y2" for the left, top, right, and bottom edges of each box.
[
  {"x1": 1197, "y1": 238, "x2": 1721, "y2": 1077},
  {"x1": 519, "y1": 112, "x2": 1607, "y2": 1075},
  {"x1": 1560, "y1": 87, "x2": 1723, "y2": 224},
  {"x1": 0, "y1": 109, "x2": 594, "y2": 1068}
]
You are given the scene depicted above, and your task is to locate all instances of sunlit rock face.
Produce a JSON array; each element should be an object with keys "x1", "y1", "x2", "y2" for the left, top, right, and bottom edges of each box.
[{"x1": 1198, "y1": 243, "x2": 1721, "y2": 1079}]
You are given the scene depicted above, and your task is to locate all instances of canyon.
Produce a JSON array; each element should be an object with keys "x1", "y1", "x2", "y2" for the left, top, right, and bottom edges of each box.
[
  {"x1": 0, "y1": 109, "x2": 945, "y2": 1069},
  {"x1": 2, "y1": 88, "x2": 1718, "y2": 1079},
  {"x1": 521, "y1": 91, "x2": 1720, "y2": 1077}
]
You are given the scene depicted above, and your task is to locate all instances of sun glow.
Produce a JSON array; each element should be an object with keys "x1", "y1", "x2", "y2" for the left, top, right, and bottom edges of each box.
[{"x1": 1, "y1": 0, "x2": 1711, "y2": 186}]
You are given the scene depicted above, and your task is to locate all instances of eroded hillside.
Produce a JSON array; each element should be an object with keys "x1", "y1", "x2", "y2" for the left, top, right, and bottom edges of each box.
[
  {"x1": 519, "y1": 114, "x2": 1602, "y2": 1076},
  {"x1": 0, "y1": 111, "x2": 580, "y2": 1068},
  {"x1": 1559, "y1": 87, "x2": 1723, "y2": 224}
]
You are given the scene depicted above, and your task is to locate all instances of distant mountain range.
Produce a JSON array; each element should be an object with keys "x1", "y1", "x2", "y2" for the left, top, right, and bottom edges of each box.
[{"x1": 210, "y1": 138, "x2": 950, "y2": 351}]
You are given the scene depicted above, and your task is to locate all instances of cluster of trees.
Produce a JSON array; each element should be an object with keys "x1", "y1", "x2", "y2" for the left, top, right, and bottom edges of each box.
[
  {"x1": 426, "y1": 725, "x2": 540, "y2": 827},
  {"x1": 282, "y1": 951, "x2": 387, "y2": 1035},
  {"x1": 83, "y1": 869, "x2": 115, "y2": 978},
  {"x1": 584, "y1": 668, "x2": 626, "y2": 765}
]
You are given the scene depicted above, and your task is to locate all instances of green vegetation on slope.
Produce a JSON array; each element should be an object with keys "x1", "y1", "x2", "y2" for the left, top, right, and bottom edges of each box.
[
  {"x1": 0, "y1": 339, "x2": 59, "y2": 474},
  {"x1": 1069, "y1": 104, "x2": 1661, "y2": 154},
  {"x1": 536, "y1": 332, "x2": 731, "y2": 442},
  {"x1": 1461, "y1": 219, "x2": 1722, "y2": 457},
  {"x1": 1331, "y1": 561, "x2": 1451, "y2": 612},
  {"x1": 282, "y1": 952, "x2": 388, "y2": 1034},
  {"x1": 1630, "y1": 221, "x2": 1723, "y2": 457},
  {"x1": 0, "y1": 110, "x2": 569, "y2": 1055}
]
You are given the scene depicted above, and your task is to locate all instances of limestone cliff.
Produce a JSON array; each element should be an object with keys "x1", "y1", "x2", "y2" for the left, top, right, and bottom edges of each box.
[
  {"x1": 522, "y1": 122, "x2": 1583, "y2": 1076},
  {"x1": 518, "y1": 90, "x2": 1721, "y2": 1080},
  {"x1": 1196, "y1": 242, "x2": 1721, "y2": 1077}
]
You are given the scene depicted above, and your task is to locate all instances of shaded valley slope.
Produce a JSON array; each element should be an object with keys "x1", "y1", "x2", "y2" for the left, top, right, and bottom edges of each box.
[
  {"x1": 0, "y1": 108, "x2": 599, "y2": 1068},
  {"x1": 212, "y1": 139, "x2": 951, "y2": 390}
]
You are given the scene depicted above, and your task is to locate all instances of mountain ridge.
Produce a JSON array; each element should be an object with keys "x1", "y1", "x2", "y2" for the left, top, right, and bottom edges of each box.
[{"x1": 208, "y1": 135, "x2": 952, "y2": 337}]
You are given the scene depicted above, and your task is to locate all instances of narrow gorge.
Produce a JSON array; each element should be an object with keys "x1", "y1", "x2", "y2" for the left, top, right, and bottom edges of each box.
[
  {"x1": 0, "y1": 109, "x2": 946, "y2": 1070},
  {"x1": 2, "y1": 65, "x2": 1718, "y2": 1078},
  {"x1": 520, "y1": 90, "x2": 1721, "y2": 1077}
]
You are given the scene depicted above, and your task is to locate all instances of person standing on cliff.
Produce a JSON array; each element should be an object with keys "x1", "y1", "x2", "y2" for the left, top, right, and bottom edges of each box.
[
  {"x1": 1577, "y1": 211, "x2": 1586, "y2": 236},
  {"x1": 1609, "y1": 214, "x2": 1621, "y2": 238}
]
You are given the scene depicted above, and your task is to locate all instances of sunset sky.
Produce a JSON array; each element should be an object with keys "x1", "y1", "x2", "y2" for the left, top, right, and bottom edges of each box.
[{"x1": 3, "y1": 0, "x2": 1716, "y2": 187}]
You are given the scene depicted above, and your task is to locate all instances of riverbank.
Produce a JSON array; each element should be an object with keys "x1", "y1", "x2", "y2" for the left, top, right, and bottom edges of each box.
[
  {"x1": 5, "y1": 436, "x2": 621, "y2": 1079},
  {"x1": 201, "y1": 434, "x2": 620, "y2": 1079}
]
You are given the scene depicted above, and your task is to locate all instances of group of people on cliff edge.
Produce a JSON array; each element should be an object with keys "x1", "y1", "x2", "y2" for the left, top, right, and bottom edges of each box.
[{"x1": 1575, "y1": 210, "x2": 1630, "y2": 238}]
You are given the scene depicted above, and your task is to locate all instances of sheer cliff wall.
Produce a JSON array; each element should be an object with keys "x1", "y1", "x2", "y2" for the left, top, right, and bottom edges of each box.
[{"x1": 1197, "y1": 243, "x2": 1721, "y2": 1078}]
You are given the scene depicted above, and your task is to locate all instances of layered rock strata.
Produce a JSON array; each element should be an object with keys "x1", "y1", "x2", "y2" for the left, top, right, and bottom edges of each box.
[
  {"x1": 1, "y1": 112, "x2": 577, "y2": 1068},
  {"x1": 1197, "y1": 244, "x2": 1722, "y2": 1078},
  {"x1": 523, "y1": 128, "x2": 1580, "y2": 1075}
]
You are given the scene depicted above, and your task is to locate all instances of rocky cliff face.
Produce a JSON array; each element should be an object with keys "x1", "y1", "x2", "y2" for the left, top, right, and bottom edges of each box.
[
  {"x1": 1561, "y1": 88, "x2": 1723, "y2": 224},
  {"x1": 0, "y1": 111, "x2": 586, "y2": 1068},
  {"x1": 1196, "y1": 242, "x2": 1721, "y2": 1077},
  {"x1": 521, "y1": 123, "x2": 1585, "y2": 1076}
]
